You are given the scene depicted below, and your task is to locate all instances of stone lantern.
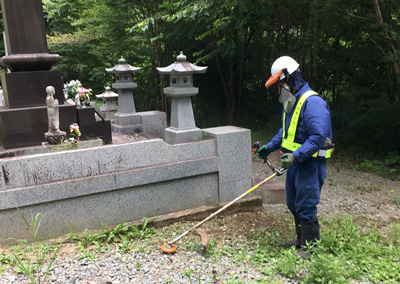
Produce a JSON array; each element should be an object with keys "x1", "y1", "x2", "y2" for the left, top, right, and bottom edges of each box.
[
  {"x1": 96, "y1": 86, "x2": 118, "y2": 122},
  {"x1": 106, "y1": 57, "x2": 141, "y2": 134},
  {"x1": 157, "y1": 51, "x2": 207, "y2": 143}
]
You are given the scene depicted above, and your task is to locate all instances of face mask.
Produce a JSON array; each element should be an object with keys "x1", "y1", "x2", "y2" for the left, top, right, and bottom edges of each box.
[{"x1": 279, "y1": 85, "x2": 296, "y2": 113}]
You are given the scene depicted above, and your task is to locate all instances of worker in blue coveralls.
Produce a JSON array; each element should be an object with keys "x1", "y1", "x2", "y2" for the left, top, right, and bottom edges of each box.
[{"x1": 257, "y1": 56, "x2": 333, "y2": 259}]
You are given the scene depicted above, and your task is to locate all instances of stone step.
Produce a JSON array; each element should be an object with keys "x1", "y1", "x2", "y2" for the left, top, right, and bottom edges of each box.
[{"x1": 253, "y1": 175, "x2": 286, "y2": 204}]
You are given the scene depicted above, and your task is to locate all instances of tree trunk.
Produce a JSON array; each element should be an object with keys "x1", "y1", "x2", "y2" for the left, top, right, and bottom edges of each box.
[
  {"x1": 215, "y1": 56, "x2": 232, "y2": 124},
  {"x1": 309, "y1": 0, "x2": 319, "y2": 89},
  {"x1": 372, "y1": 0, "x2": 400, "y2": 97},
  {"x1": 229, "y1": 58, "x2": 235, "y2": 125}
]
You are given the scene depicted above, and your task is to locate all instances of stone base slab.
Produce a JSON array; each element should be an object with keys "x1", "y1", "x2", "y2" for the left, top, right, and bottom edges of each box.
[
  {"x1": 253, "y1": 176, "x2": 286, "y2": 204},
  {"x1": 114, "y1": 113, "x2": 141, "y2": 126},
  {"x1": 112, "y1": 111, "x2": 166, "y2": 137},
  {"x1": 111, "y1": 123, "x2": 142, "y2": 135},
  {"x1": 139, "y1": 111, "x2": 166, "y2": 139},
  {"x1": 165, "y1": 127, "x2": 203, "y2": 144}
]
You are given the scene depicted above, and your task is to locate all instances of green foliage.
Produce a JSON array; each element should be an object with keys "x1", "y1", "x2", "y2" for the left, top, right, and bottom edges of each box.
[
  {"x1": 303, "y1": 254, "x2": 349, "y2": 284},
  {"x1": 42, "y1": 0, "x2": 400, "y2": 149},
  {"x1": 68, "y1": 217, "x2": 156, "y2": 251},
  {"x1": 392, "y1": 222, "x2": 400, "y2": 246},
  {"x1": 354, "y1": 151, "x2": 400, "y2": 180}
]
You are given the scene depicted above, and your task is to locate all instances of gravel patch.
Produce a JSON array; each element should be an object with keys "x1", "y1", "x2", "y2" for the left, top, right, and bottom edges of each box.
[{"x1": 0, "y1": 244, "x2": 295, "y2": 284}]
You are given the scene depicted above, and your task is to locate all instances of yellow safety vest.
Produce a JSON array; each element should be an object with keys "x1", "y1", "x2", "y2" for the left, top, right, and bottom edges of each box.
[{"x1": 281, "y1": 90, "x2": 332, "y2": 159}]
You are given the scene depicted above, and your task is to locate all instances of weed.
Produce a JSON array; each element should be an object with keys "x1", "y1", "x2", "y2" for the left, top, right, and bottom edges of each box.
[
  {"x1": 182, "y1": 268, "x2": 193, "y2": 282},
  {"x1": 327, "y1": 178, "x2": 338, "y2": 186},
  {"x1": 68, "y1": 217, "x2": 156, "y2": 250},
  {"x1": 275, "y1": 249, "x2": 302, "y2": 279},
  {"x1": 78, "y1": 251, "x2": 96, "y2": 261},
  {"x1": 54, "y1": 142, "x2": 78, "y2": 152},
  {"x1": 354, "y1": 183, "x2": 380, "y2": 192},
  {"x1": 0, "y1": 250, "x2": 13, "y2": 265},
  {"x1": 343, "y1": 185, "x2": 353, "y2": 191},
  {"x1": 388, "y1": 190, "x2": 400, "y2": 206},
  {"x1": 9, "y1": 208, "x2": 61, "y2": 284},
  {"x1": 304, "y1": 253, "x2": 349, "y2": 284},
  {"x1": 392, "y1": 222, "x2": 400, "y2": 246}
]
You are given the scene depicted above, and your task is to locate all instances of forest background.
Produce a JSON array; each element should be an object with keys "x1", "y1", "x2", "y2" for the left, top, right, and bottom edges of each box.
[{"x1": 1, "y1": 0, "x2": 400, "y2": 166}]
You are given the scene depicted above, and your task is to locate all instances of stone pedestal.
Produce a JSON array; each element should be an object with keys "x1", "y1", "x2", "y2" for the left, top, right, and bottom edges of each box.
[
  {"x1": 1, "y1": 71, "x2": 64, "y2": 108},
  {"x1": 165, "y1": 94, "x2": 202, "y2": 143},
  {"x1": 0, "y1": 105, "x2": 77, "y2": 149}
]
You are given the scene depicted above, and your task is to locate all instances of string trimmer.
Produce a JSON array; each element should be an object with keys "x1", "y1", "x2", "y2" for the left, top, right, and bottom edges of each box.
[{"x1": 161, "y1": 141, "x2": 286, "y2": 254}]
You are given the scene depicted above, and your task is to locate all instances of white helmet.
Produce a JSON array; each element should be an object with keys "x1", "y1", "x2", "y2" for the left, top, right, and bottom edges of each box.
[{"x1": 265, "y1": 56, "x2": 299, "y2": 88}]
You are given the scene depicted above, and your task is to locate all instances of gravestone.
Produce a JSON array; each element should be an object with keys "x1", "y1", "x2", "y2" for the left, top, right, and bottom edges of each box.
[
  {"x1": 0, "y1": 0, "x2": 64, "y2": 107},
  {"x1": 0, "y1": 0, "x2": 111, "y2": 149}
]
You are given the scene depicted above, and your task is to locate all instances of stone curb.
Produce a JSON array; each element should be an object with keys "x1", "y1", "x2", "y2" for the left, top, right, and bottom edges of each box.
[
  {"x1": 131, "y1": 195, "x2": 263, "y2": 229},
  {"x1": 44, "y1": 196, "x2": 262, "y2": 245}
]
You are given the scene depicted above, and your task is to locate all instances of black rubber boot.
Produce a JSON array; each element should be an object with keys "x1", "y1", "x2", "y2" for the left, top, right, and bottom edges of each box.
[
  {"x1": 295, "y1": 218, "x2": 320, "y2": 259},
  {"x1": 284, "y1": 215, "x2": 301, "y2": 249}
]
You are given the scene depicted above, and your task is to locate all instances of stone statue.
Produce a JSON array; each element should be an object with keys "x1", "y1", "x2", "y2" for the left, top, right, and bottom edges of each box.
[{"x1": 44, "y1": 86, "x2": 66, "y2": 144}]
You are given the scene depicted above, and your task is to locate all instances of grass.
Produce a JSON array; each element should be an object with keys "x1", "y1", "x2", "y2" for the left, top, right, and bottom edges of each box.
[{"x1": 249, "y1": 214, "x2": 400, "y2": 284}]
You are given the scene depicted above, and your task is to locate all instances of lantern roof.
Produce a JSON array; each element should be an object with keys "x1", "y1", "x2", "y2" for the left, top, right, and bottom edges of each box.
[
  {"x1": 96, "y1": 86, "x2": 118, "y2": 98},
  {"x1": 157, "y1": 51, "x2": 207, "y2": 75},
  {"x1": 106, "y1": 57, "x2": 141, "y2": 74}
]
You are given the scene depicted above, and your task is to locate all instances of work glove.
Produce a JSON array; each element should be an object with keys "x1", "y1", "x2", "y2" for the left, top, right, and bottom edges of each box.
[
  {"x1": 257, "y1": 145, "x2": 271, "y2": 160},
  {"x1": 281, "y1": 153, "x2": 296, "y2": 169}
]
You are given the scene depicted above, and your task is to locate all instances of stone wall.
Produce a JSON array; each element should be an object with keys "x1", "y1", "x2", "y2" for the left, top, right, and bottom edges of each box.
[{"x1": 0, "y1": 126, "x2": 252, "y2": 243}]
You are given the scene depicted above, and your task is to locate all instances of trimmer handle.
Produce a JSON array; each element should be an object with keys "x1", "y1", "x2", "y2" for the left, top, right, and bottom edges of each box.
[
  {"x1": 252, "y1": 141, "x2": 268, "y2": 163},
  {"x1": 252, "y1": 141, "x2": 286, "y2": 176}
]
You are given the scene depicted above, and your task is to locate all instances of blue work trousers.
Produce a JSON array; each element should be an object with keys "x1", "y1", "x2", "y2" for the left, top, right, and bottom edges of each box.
[{"x1": 286, "y1": 159, "x2": 326, "y2": 220}]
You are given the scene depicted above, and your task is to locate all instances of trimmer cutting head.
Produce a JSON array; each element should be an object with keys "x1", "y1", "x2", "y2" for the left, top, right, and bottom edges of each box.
[{"x1": 161, "y1": 243, "x2": 177, "y2": 254}]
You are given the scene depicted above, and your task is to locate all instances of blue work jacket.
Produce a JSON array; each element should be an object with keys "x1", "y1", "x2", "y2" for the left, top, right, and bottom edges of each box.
[{"x1": 267, "y1": 82, "x2": 333, "y2": 163}]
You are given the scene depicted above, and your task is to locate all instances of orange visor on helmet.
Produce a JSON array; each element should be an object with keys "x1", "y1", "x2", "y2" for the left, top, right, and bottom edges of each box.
[{"x1": 265, "y1": 70, "x2": 283, "y2": 88}]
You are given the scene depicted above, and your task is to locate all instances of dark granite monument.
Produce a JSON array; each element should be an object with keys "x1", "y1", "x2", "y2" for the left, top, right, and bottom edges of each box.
[{"x1": 0, "y1": 0, "x2": 111, "y2": 149}]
